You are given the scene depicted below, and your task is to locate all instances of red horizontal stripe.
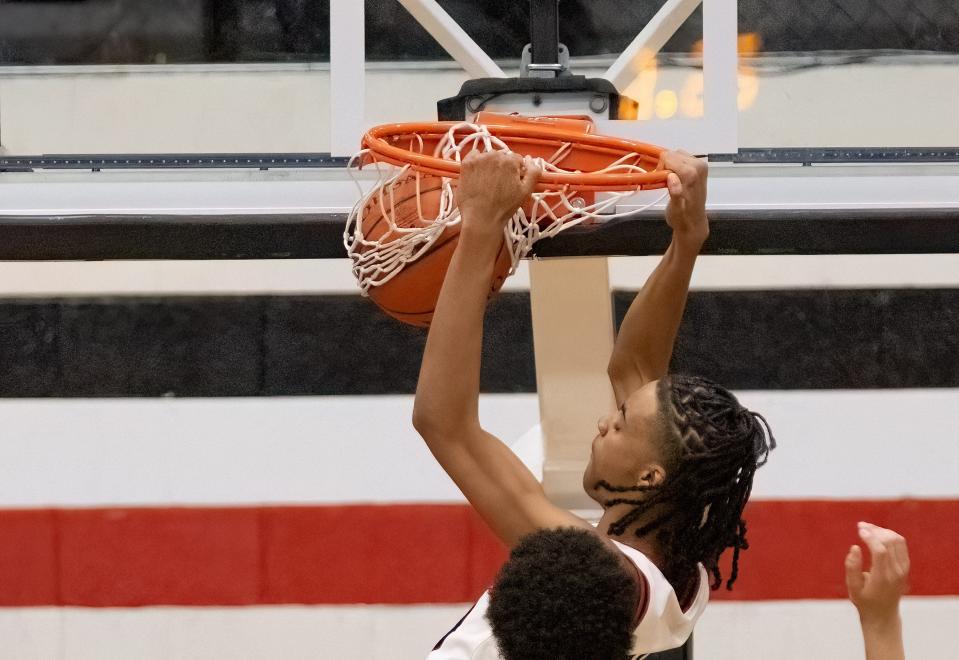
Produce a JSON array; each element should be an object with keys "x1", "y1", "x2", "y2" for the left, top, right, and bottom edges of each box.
[
  {"x1": 0, "y1": 500, "x2": 954, "y2": 607},
  {"x1": 711, "y1": 499, "x2": 959, "y2": 601},
  {"x1": 0, "y1": 505, "x2": 505, "y2": 607}
]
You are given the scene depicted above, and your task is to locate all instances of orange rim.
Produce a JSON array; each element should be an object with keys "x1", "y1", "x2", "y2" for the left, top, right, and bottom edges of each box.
[{"x1": 361, "y1": 120, "x2": 669, "y2": 192}]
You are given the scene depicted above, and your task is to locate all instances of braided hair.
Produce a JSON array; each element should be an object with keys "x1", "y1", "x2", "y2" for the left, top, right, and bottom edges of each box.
[{"x1": 597, "y1": 375, "x2": 775, "y2": 592}]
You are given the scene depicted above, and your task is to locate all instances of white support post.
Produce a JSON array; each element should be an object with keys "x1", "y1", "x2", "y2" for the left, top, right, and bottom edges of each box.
[
  {"x1": 396, "y1": 0, "x2": 507, "y2": 79},
  {"x1": 529, "y1": 257, "x2": 617, "y2": 512},
  {"x1": 595, "y1": 0, "x2": 738, "y2": 155},
  {"x1": 603, "y1": 0, "x2": 703, "y2": 94},
  {"x1": 702, "y1": 0, "x2": 739, "y2": 149},
  {"x1": 330, "y1": 0, "x2": 366, "y2": 157}
]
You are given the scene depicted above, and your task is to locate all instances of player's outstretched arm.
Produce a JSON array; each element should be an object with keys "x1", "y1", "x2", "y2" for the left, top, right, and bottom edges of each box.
[
  {"x1": 607, "y1": 151, "x2": 709, "y2": 405},
  {"x1": 413, "y1": 151, "x2": 589, "y2": 547},
  {"x1": 846, "y1": 522, "x2": 909, "y2": 660}
]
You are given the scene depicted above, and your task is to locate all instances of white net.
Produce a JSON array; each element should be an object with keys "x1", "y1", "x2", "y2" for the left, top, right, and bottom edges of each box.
[{"x1": 344, "y1": 120, "x2": 668, "y2": 295}]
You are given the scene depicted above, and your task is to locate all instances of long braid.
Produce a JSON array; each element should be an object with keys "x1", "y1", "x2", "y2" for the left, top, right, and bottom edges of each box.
[{"x1": 600, "y1": 375, "x2": 775, "y2": 591}]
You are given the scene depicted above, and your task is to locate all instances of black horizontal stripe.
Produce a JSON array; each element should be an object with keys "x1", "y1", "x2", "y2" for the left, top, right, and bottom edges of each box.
[
  {"x1": 664, "y1": 289, "x2": 959, "y2": 390},
  {"x1": 0, "y1": 289, "x2": 956, "y2": 397},
  {"x1": 2, "y1": 207, "x2": 959, "y2": 260},
  {"x1": 532, "y1": 208, "x2": 959, "y2": 258},
  {"x1": 0, "y1": 215, "x2": 349, "y2": 261}
]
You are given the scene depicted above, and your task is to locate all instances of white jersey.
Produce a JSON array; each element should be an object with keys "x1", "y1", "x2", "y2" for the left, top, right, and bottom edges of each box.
[{"x1": 428, "y1": 540, "x2": 709, "y2": 659}]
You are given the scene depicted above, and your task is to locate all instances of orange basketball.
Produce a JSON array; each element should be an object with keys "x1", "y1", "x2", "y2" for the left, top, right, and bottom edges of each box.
[{"x1": 357, "y1": 173, "x2": 513, "y2": 327}]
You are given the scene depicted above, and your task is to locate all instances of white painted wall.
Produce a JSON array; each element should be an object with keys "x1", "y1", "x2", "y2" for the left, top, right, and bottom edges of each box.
[
  {"x1": 0, "y1": 254, "x2": 958, "y2": 297},
  {"x1": 1, "y1": 389, "x2": 957, "y2": 507},
  {"x1": 1, "y1": 599, "x2": 954, "y2": 660}
]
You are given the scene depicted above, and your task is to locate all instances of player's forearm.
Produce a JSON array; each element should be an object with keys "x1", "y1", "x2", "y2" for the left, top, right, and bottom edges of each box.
[
  {"x1": 412, "y1": 228, "x2": 500, "y2": 437},
  {"x1": 860, "y1": 614, "x2": 905, "y2": 660},
  {"x1": 608, "y1": 235, "x2": 701, "y2": 397}
]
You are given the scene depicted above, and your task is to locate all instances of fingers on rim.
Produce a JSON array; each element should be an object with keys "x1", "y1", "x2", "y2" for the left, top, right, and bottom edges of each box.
[
  {"x1": 661, "y1": 151, "x2": 682, "y2": 170},
  {"x1": 495, "y1": 151, "x2": 521, "y2": 169},
  {"x1": 660, "y1": 155, "x2": 700, "y2": 184},
  {"x1": 679, "y1": 163, "x2": 700, "y2": 182},
  {"x1": 662, "y1": 149, "x2": 699, "y2": 167},
  {"x1": 666, "y1": 172, "x2": 683, "y2": 195},
  {"x1": 523, "y1": 166, "x2": 542, "y2": 189}
]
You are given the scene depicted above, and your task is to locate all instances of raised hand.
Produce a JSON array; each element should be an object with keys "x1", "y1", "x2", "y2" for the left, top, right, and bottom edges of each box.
[
  {"x1": 456, "y1": 150, "x2": 541, "y2": 244},
  {"x1": 846, "y1": 521, "x2": 910, "y2": 621},
  {"x1": 660, "y1": 150, "x2": 709, "y2": 249},
  {"x1": 845, "y1": 522, "x2": 909, "y2": 660}
]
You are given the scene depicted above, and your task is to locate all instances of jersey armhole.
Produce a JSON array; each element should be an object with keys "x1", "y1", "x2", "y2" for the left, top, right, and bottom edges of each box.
[
  {"x1": 678, "y1": 569, "x2": 703, "y2": 614},
  {"x1": 627, "y1": 558, "x2": 651, "y2": 628},
  {"x1": 432, "y1": 602, "x2": 477, "y2": 652}
]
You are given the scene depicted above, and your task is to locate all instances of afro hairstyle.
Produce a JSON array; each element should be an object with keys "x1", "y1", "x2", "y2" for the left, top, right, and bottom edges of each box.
[{"x1": 487, "y1": 527, "x2": 640, "y2": 660}]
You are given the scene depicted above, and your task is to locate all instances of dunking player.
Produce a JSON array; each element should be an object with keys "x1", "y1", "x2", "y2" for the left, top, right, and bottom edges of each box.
[{"x1": 413, "y1": 149, "x2": 775, "y2": 659}]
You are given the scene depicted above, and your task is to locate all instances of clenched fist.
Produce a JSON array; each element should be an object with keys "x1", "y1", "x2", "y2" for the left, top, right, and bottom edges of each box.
[
  {"x1": 456, "y1": 150, "x2": 542, "y2": 245},
  {"x1": 660, "y1": 150, "x2": 709, "y2": 249}
]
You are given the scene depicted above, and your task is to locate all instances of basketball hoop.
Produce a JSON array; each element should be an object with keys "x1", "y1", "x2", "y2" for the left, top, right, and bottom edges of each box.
[
  {"x1": 344, "y1": 112, "x2": 671, "y2": 326},
  {"x1": 360, "y1": 113, "x2": 669, "y2": 192}
]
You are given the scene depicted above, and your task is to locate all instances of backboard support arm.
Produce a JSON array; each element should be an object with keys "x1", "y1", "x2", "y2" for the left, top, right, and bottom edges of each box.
[
  {"x1": 530, "y1": 0, "x2": 561, "y2": 68},
  {"x1": 396, "y1": 0, "x2": 507, "y2": 79}
]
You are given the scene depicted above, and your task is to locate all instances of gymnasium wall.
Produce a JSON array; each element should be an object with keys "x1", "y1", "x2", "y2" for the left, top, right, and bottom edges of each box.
[
  {"x1": 0, "y1": 59, "x2": 958, "y2": 659},
  {"x1": 1, "y1": 256, "x2": 957, "y2": 659}
]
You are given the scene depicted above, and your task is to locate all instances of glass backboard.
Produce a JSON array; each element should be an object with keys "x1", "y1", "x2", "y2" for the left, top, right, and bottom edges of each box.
[{"x1": 1, "y1": 0, "x2": 955, "y2": 155}]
